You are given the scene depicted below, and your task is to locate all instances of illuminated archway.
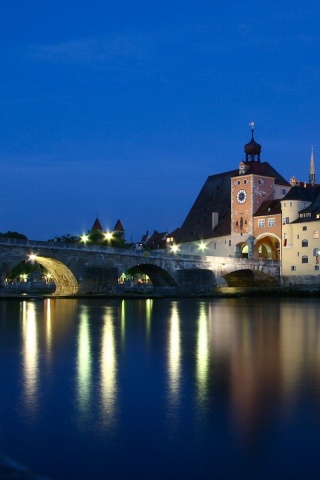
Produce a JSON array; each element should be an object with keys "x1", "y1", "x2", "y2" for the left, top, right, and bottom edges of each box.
[
  {"x1": 254, "y1": 234, "x2": 280, "y2": 260},
  {"x1": 32, "y1": 256, "x2": 79, "y2": 295},
  {"x1": 120, "y1": 263, "x2": 177, "y2": 289}
]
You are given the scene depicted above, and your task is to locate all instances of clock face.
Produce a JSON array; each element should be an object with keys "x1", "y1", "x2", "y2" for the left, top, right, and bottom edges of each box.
[{"x1": 237, "y1": 189, "x2": 247, "y2": 204}]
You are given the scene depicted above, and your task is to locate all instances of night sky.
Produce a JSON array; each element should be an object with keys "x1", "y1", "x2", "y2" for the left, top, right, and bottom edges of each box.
[{"x1": 1, "y1": 1, "x2": 320, "y2": 241}]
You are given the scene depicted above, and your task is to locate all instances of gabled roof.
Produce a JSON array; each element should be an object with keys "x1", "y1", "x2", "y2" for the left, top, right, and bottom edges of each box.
[
  {"x1": 254, "y1": 200, "x2": 281, "y2": 217},
  {"x1": 281, "y1": 185, "x2": 316, "y2": 202},
  {"x1": 177, "y1": 161, "x2": 289, "y2": 243},
  {"x1": 91, "y1": 218, "x2": 103, "y2": 231},
  {"x1": 176, "y1": 169, "x2": 237, "y2": 243},
  {"x1": 290, "y1": 186, "x2": 320, "y2": 223},
  {"x1": 167, "y1": 227, "x2": 181, "y2": 238},
  {"x1": 113, "y1": 219, "x2": 124, "y2": 232},
  {"x1": 146, "y1": 230, "x2": 167, "y2": 249}
]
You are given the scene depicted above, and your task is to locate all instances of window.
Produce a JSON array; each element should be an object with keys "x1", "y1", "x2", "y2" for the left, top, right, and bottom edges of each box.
[
  {"x1": 268, "y1": 218, "x2": 275, "y2": 227},
  {"x1": 282, "y1": 189, "x2": 287, "y2": 195},
  {"x1": 297, "y1": 235, "x2": 299, "y2": 239},
  {"x1": 244, "y1": 179, "x2": 249, "y2": 184},
  {"x1": 258, "y1": 219, "x2": 265, "y2": 228},
  {"x1": 290, "y1": 202, "x2": 292, "y2": 207},
  {"x1": 258, "y1": 179, "x2": 264, "y2": 184},
  {"x1": 229, "y1": 240, "x2": 231, "y2": 246},
  {"x1": 302, "y1": 256, "x2": 308, "y2": 264},
  {"x1": 302, "y1": 239, "x2": 308, "y2": 247},
  {"x1": 213, "y1": 243, "x2": 216, "y2": 250},
  {"x1": 283, "y1": 217, "x2": 290, "y2": 225},
  {"x1": 313, "y1": 248, "x2": 319, "y2": 256},
  {"x1": 297, "y1": 252, "x2": 300, "y2": 257},
  {"x1": 212, "y1": 212, "x2": 219, "y2": 229},
  {"x1": 190, "y1": 245, "x2": 193, "y2": 252},
  {"x1": 315, "y1": 265, "x2": 320, "y2": 271},
  {"x1": 291, "y1": 266, "x2": 296, "y2": 271}
]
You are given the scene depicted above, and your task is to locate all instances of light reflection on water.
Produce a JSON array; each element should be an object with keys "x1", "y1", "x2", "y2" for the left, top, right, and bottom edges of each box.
[
  {"x1": 100, "y1": 306, "x2": 117, "y2": 426},
  {"x1": 21, "y1": 301, "x2": 38, "y2": 414},
  {"x1": 1, "y1": 297, "x2": 320, "y2": 479}
]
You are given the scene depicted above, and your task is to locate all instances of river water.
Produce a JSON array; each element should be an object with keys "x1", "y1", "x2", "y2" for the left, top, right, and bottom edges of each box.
[{"x1": 0, "y1": 296, "x2": 320, "y2": 479}]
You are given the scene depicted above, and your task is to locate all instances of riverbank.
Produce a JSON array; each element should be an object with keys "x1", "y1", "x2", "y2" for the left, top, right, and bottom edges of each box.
[{"x1": 1, "y1": 286, "x2": 320, "y2": 300}]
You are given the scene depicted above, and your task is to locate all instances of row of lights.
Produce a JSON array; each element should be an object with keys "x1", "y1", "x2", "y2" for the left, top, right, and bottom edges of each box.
[
  {"x1": 170, "y1": 242, "x2": 207, "y2": 254},
  {"x1": 80, "y1": 232, "x2": 113, "y2": 244}
]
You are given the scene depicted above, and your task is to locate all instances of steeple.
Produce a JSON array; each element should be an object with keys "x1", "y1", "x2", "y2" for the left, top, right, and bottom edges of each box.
[
  {"x1": 309, "y1": 146, "x2": 316, "y2": 187},
  {"x1": 244, "y1": 122, "x2": 261, "y2": 162}
]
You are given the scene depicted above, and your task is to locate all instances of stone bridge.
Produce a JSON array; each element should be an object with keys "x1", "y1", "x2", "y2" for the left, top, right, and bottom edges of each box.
[{"x1": 0, "y1": 238, "x2": 281, "y2": 295}]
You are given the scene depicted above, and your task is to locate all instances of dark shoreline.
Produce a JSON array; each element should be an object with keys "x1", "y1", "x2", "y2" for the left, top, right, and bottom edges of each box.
[{"x1": 1, "y1": 286, "x2": 320, "y2": 300}]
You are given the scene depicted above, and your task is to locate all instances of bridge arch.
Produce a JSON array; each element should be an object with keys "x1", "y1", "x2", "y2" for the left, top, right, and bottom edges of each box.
[
  {"x1": 223, "y1": 268, "x2": 279, "y2": 287},
  {"x1": 32, "y1": 256, "x2": 79, "y2": 295},
  {"x1": 121, "y1": 263, "x2": 177, "y2": 288}
]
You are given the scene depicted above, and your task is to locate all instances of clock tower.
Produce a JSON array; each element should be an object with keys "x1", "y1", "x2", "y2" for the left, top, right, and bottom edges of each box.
[{"x1": 231, "y1": 123, "x2": 275, "y2": 258}]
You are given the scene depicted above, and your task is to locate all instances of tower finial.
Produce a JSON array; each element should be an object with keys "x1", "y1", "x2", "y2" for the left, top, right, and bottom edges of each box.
[{"x1": 310, "y1": 145, "x2": 316, "y2": 187}]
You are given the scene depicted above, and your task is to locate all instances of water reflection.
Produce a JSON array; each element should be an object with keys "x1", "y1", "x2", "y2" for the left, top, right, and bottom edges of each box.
[
  {"x1": 77, "y1": 306, "x2": 92, "y2": 415},
  {"x1": 44, "y1": 299, "x2": 52, "y2": 359},
  {"x1": 7, "y1": 297, "x2": 320, "y2": 478},
  {"x1": 21, "y1": 301, "x2": 38, "y2": 413},
  {"x1": 100, "y1": 306, "x2": 117, "y2": 426},
  {"x1": 196, "y1": 303, "x2": 209, "y2": 405},
  {"x1": 167, "y1": 302, "x2": 181, "y2": 406}
]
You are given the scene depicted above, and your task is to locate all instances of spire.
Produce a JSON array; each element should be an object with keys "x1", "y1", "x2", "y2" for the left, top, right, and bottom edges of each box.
[
  {"x1": 309, "y1": 146, "x2": 316, "y2": 187},
  {"x1": 244, "y1": 122, "x2": 261, "y2": 162}
]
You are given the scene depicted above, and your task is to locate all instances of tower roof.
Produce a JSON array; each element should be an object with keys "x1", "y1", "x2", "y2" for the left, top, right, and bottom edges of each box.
[
  {"x1": 113, "y1": 219, "x2": 124, "y2": 232},
  {"x1": 91, "y1": 218, "x2": 103, "y2": 231},
  {"x1": 244, "y1": 122, "x2": 261, "y2": 162}
]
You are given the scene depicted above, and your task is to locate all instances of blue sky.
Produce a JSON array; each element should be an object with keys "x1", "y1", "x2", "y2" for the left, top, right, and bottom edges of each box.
[{"x1": 1, "y1": 1, "x2": 320, "y2": 241}]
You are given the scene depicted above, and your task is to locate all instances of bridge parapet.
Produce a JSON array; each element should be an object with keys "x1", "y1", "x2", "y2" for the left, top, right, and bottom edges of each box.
[{"x1": 0, "y1": 239, "x2": 281, "y2": 294}]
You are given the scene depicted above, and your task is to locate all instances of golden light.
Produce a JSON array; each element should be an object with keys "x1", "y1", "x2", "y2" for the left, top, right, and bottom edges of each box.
[
  {"x1": 29, "y1": 254, "x2": 37, "y2": 263},
  {"x1": 171, "y1": 244, "x2": 180, "y2": 254},
  {"x1": 198, "y1": 242, "x2": 207, "y2": 251},
  {"x1": 104, "y1": 232, "x2": 113, "y2": 241},
  {"x1": 81, "y1": 234, "x2": 89, "y2": 243}
]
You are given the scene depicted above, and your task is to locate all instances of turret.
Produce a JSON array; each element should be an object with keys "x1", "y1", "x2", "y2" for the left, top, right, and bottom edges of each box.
[{"x1": 309, "y1": 146, "x2": 316, "y2": 187}]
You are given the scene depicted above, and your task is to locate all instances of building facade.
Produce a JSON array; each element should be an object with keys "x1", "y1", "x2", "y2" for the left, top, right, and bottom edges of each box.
[{"x1": 176, "y1": 126, "x2": 320, "y2": 284}]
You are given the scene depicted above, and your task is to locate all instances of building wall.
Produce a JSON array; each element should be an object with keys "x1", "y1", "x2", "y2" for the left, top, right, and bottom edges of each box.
[
  {"x1": 180, "y1": 234, "x2": 233, "y2": 257},
  {"x1": 282, "y1": 220, "x2": 320, "y2": 277}
]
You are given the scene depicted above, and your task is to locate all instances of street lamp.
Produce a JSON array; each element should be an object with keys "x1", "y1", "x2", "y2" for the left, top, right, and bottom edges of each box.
[
  {"x1": 104, "y1": 232, "x2": 113, "y2": 243},
  {"x1": 171, "y1": 244, "x2": 180, "y2": 254},
  {"x1": 80, "y1": 234, "x2": 89, "y2": 244},
  {"x1": 198, "y1": 242, "x2": 207, "y2": 252}
]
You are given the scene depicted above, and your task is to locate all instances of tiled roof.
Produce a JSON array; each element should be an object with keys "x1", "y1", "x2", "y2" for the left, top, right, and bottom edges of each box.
[
  {"x1": 113, "y1": 219, "x2": 125, "y2": 232},
  {"x1": 281, "y1": 185, "x2": 316, "y2": 202},
  {"x1": 176, "y1": 160, "x2": 289, "y2": 243},
  {"x1": 254, "y1": 200, "x2": 281, "y2": 216},
  {"x1": 146, "y1": 230, "x2": 167, "y2": 249},
  {"x1": 91, "y1": 218, "x2": 103, "y2": 231}
]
